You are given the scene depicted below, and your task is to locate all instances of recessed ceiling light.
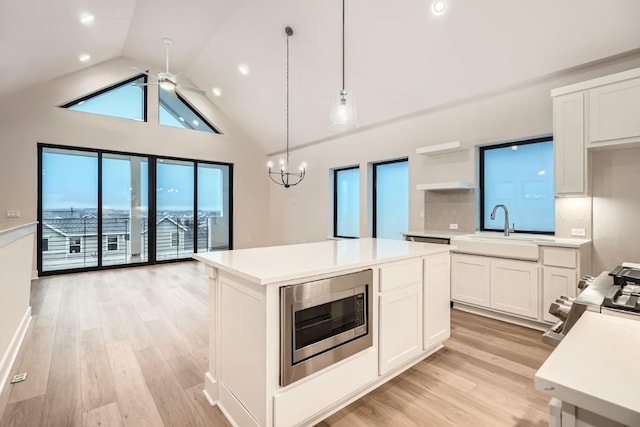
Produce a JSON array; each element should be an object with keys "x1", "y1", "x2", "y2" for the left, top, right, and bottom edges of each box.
[
  {"x1": 178, "y1": 116, "x2": 185, "y2": 122},
  {"x1": 80, "y1": 13, "x2": 95, "y2": 25},
  {"x1": 79, "y1": 53, "x2": 91, "y2": 63},
  {"x1": 192, "y1": 119, "x2": 200, "y2": 126},
  {"x1": 432, "y1": 0, "x2": 446, "y2": 15},
  {"x1": 212, "y1": 87, "x2": 222, "y2": 97},
  {"x1": 238, "y1": 64, "x2": 250, "y2": 76}
]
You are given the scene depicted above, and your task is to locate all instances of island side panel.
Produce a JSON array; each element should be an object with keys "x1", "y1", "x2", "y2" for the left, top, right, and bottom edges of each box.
[
  {"x1": 216, "y1": 271, "x2": 269, "y2": 427},
  {"x1": 203, "y1": 265, "x2": 218, "y2": 404}
]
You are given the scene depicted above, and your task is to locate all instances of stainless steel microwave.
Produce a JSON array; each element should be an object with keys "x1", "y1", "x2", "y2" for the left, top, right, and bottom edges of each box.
[{"x1": 280, "y1": 269, "x2": 373, "y2": 386}]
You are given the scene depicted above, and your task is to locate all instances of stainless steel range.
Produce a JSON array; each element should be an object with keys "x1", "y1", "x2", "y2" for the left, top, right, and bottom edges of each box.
[{"x1": 542, "y1": 262, "x2": 640, "y2": 346}]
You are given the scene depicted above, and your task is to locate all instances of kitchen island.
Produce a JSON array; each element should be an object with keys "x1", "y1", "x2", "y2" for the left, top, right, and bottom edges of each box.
[{"x1": 194, "y1": 238, "x2": 453, "y2": 427}]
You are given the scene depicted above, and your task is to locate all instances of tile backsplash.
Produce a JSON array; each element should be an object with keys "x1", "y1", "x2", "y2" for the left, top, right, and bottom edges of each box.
[{"x1": 423, "y1": 189, "x2": 475, "y2": 232}]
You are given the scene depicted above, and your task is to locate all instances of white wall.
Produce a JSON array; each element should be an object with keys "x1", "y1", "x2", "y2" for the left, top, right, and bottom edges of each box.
[
  {"x1": 0, "y1": 57, "x2": 271, "y2": 257},
  {"x1": 268, "y1": 53, "x2": 640, "y2": 246},
  {"x1": 592, "y1": 147, "x2": 640, "y2": 272}
]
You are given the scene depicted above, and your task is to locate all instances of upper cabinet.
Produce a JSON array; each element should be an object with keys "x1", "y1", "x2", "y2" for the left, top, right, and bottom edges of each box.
[
  {"x1": 553, "y1": 92, "x2": 587, "y2": 195},
  {"x1": 551, "y1": 67, "x2": 640, "y2": 195},
  {"x1": 588, "y1": 77, "x2": 640, "y2": 146}
]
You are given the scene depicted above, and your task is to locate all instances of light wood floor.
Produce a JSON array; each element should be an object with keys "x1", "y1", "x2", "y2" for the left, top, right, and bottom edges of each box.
[{"x1": 0, "y1": 262, "x2": 552, "y2": 427}]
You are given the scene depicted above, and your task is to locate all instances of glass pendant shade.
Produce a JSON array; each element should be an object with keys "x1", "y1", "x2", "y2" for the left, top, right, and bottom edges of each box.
[{"x1": 330, "y1": 90, "x2": 356, "y2": 130}]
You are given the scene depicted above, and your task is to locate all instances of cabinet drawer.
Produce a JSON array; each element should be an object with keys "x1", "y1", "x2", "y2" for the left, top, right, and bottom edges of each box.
[
  {"x1": 379, "y1": 259, "x2": 422, "y2": 292},
  {"x1": 542, "y1": 248, "x2": 577, "y2": 269}
]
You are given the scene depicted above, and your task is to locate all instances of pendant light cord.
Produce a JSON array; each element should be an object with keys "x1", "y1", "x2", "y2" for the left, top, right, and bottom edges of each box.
[
  {"x1": 286, "y1": 29, "x2": 291, "y2": 167},
  {"x1": 342, "y1": 0, "x2": 346, "y2": 91}
]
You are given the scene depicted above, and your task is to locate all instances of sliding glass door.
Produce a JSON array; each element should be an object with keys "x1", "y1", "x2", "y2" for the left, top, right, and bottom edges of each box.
[
  {"x1": 38, "y1": 144, "x2": 233, "y2": 275},
  {"x1": 41, "y1": 148, "x2": 99, "y2": 272},
  {"x1": 102, "y1": 154, "x2": 149, "y2": 266},
  {"x1": 196, "y1": 163, "x2": 231, "y2": 252},
  {"x1": 155, "y1": 159, "x2": 195, "y2": 261}
]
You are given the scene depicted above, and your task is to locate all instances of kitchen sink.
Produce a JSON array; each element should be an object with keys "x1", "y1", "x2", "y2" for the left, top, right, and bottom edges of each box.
[
  {"x1": 451, "y1": 232, "x2": 547, "y2": 260},
  {"x1": 467, "y1": 233, "x2": 554, "y2": 242}
]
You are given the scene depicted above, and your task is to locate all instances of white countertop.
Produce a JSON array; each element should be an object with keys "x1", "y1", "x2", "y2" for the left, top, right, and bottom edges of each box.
[
  {"x1": 193, "y1": 238, "x2": 452, "y2": 285},
  {"x1": 535, "y1": 311, "x2": 640, "y2": 426}
]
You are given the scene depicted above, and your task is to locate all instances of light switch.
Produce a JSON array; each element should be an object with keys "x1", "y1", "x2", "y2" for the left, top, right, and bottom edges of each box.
[{"x1": 571, "y1": 228, "x2": 586, "y2": 237}]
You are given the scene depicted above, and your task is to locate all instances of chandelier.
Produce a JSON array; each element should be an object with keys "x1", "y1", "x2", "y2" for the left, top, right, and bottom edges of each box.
[{"x1": 267, "y1": 26, "x2": 306, "y2": 188}]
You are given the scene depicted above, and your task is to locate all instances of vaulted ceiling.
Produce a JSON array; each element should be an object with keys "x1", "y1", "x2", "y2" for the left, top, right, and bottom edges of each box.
[{"x1": 2, "y1": 0, "x2": 640, "y2": 154}]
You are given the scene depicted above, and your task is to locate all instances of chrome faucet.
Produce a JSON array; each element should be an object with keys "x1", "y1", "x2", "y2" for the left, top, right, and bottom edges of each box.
[{"x1": 490, "y1": 204, "x2": 513, "y2": 236}]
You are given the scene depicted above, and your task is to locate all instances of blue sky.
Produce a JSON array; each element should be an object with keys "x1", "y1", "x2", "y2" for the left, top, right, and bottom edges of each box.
[{"x1": 43, "y1": 151, "x2": 225, "y2": 212}]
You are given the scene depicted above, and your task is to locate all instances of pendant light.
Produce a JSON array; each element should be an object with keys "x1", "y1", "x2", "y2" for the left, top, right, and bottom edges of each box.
[
  {"x1": 329, "y1": 0, "x2": 356, "y2": 130},
  {"x1": 267, "y1": 26, "x2": 306, "y2": 188}
]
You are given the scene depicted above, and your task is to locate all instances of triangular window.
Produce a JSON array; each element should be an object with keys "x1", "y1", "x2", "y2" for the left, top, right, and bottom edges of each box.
[
  {"x1": 61, "y1": 74, "x2": 147, "y2": 122},
  {"x1": 159, "y1": 89, "x2": 220, "y2": 134}
]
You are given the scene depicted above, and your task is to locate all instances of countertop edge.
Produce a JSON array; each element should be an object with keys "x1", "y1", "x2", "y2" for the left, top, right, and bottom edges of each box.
[
  {"x1": 0, "y1": 222, "x2": 37, "y2": 249},
  {"x1": 534, "y1": 311, "x2": 640, "y2": 426},
  {"x1": 194, "y1": 244, "x2": 452, "y2": 286}
]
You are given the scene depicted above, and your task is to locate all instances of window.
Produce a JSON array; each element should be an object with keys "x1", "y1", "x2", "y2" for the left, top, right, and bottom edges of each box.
[
  {"x1": 159, "y1": 90, "x2": 220, "y2": 134},
  {"x1": 69, "y1": 237, "x2": 81, "y2": 253},
  {"x1": 480, "y1": 137, "x2": 554, "y2": 234},
  {"x1": 107, "y1": 236, "x2": 118, "y2": 251},
  {"x1": 373, "y1": 159, "x2": 409, "y2": 240},
  {"x1": 38, "y1": 143, "x2": 233, "y2": 275},
  {"x1": 61, "y1": 75, "x2": 147, "y2": 122},
  {"x1": 333, "y1": 167, "x2": 360, "y2": 238}
]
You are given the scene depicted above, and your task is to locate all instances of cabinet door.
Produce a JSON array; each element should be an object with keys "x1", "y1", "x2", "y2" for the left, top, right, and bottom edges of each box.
[
  {"x1": 424, "y1": 253, "x2": 450, "y2": 350},
  {"x1": 379, "y1": 284, "x2": 422, "y2": 375},
  {"x1": 542, "y1": 266, "x2": 577, "y2": 323},
  {"x1": 451, "y1": 254, "x2": 491, "y2": 307},
  {"x1": 553, "y1": 92, "x2": 586, "y2": 194},
  {"x1": 588, "y1": 77, "x2": 640, "y2": 145},
  {"x1": 490, "y1": 259, "x2": 539, "y2": 319}
]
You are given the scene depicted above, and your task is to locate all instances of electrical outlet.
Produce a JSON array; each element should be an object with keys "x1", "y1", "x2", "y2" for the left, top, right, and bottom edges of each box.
[
  {"x1": 571, "y1": 228, "x2": 586, "y2": 237},
  {"x1": 449, "y1": 223, "x2": 459, "y2": 230}
]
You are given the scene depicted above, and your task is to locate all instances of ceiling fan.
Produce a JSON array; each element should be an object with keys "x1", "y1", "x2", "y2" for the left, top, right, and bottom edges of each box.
[{"x1": 133, "y1": 38, "x2": 204, "y2": 97}]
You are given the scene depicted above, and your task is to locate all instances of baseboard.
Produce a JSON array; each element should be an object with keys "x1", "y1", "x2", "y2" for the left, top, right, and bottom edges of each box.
[
  {"x1": 0, "y1": 307, "x2": 32, "y2": 394},
  {"x1": 453, "y1": 302, "x2": 548, "y2": 331},
  {"x1": 203, "y1": 371, "x2": 218, "y2": 406}
]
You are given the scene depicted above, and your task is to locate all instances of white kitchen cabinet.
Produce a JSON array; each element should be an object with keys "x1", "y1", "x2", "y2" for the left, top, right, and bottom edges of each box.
[
  {"x1": 451, "y1": 254, "x2": 491, "y2": 307},
  {"x1": 490, "y1": 259, "x2": 539, "y2": 319},
  {"x1": 553, "y1": 92, "x2": 588, "y2": 195},
  {"x1": 378, "y1": 259, "x2": 424, "y2": 375},
  {"x1": 378, "y1": 284, "x2": 423, "y2": 375},
  {"x1": 551, "y1": 67, "x2": 640, "y2": 196},
  {"x1": 540, "y1": 245, "x2": 590, "y2": 323},
  {"x1": 423, "y1": 253, "x2": 450, "y2": 350},
  {"x1": 588, "y1": 76, "x2": 640, "y2": 146},
  {"x1": 542, "y1": 266, "x2": 577, "y2": 323}
]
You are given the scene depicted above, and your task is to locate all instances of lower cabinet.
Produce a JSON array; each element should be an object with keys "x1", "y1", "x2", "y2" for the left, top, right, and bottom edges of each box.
[
  {"x1": 451, "y1": 254, "x2": 491, "y2": 307},
  {"x1": 424, "y1": 253, "x2": 450, "y2": 349},
  {"x1": 542, "y1": 266, "x2": 577, "y2": 323},
  {"x1": 378, "y1": 284, "x2": 423, "y2": 375},
  {"x1": 490, "y1": 259, "x2": 539, "y2": 319},
  {"x1": 451, "y1": 254, "x2": 540, "y2": 320},
  {"x1": 378, "y1": 254, "x2": 452, "y2": 375}
]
